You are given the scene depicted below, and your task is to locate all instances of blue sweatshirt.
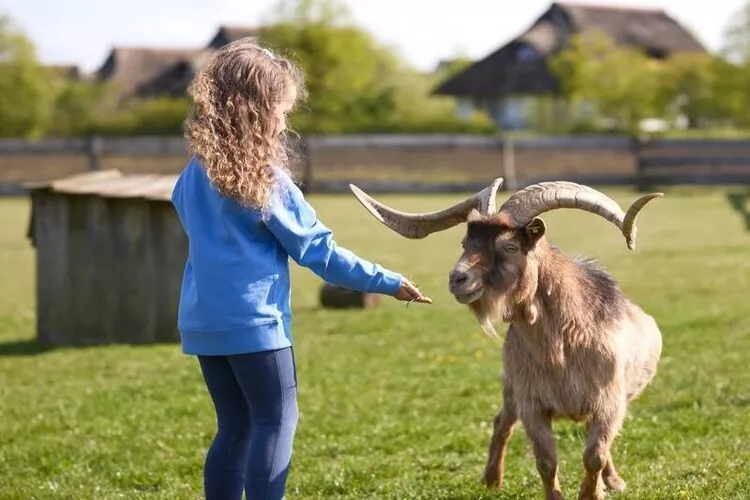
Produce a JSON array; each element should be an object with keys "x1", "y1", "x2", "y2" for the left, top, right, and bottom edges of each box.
[{"x1": 170, "y1": 156, "x2": 404, "y2": 356}]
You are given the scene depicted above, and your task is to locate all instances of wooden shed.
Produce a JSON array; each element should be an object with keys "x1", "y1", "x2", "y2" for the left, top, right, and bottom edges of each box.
[{"x1": 26, "y1": 170, "x2": 186, "y2": 347}]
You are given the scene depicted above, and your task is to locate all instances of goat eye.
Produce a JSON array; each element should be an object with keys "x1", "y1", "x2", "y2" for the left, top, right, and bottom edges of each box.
[{"x1": 503, "y1": 244, "x2": 518, "y2": 253}]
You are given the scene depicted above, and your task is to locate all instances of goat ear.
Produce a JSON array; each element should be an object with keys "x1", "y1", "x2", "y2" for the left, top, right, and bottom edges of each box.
[{"x1": 525, "y1": 217, "x2": 546, "y2": 246}]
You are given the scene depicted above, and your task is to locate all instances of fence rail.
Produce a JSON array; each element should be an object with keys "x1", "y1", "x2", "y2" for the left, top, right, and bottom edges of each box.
[
  {"x1": 1, "y1": 134, "x2": 750, "y2": 196},
  {"x1": 633, "y1": 136, "x2": 750, "y2": 189}
]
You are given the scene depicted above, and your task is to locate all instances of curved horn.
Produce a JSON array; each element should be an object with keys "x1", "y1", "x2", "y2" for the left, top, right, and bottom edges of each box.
[
  {"x1": 498, "y1": 181, "x2": 663, "y2": 250},
  {"x1": 349, "y1": 177, "x2": 504, "y2": 239}
]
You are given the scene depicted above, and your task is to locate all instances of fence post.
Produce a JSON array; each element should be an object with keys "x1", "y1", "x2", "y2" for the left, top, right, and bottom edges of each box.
[
  {"x1": 502, "y1": 134, "x2": 517, "y2": 191},
  {"x1": 632, "y1": 135, "x2": 646, "y2": 192},
  {"x1": 300, "y1": 137, "x2": 314, "y2": 194},
  {"x1": 85, "y1": 135, "x2": 103, "y2": 171}
]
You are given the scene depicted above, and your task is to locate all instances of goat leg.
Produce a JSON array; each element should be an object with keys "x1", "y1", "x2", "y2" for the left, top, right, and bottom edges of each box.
[
  {"x1": 579, "y1": 407, "x2": 626, "y2": 500},
  {"x1": 482, "y1": 380, "x2": 518, "y2": 488},
  {"x1": 602, "y1": 450, "x2": 627, "y2": 492},
  {"x1": 584, "y1": 421, "x2": 627, "y2": 492},
  {"x1": 522, "y1": 411, "x2": 564, "y2": 500}
]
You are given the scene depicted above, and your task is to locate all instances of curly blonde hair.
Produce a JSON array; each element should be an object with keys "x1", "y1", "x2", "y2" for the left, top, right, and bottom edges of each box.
[{"x1": 184, "y1": 38, "x2": 306, "y2": 211}]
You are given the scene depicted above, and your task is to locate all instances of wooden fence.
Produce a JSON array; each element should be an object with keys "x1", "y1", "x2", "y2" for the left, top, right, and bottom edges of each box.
[
  {"x1": 1, "y1": 134, "x2": 750, "y2": 196},
  {"x1": 633, "y1": 136, "x2": 750, "y2": 189}
]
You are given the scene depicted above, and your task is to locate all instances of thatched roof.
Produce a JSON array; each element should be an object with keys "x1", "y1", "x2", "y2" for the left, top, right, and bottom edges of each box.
[
  {"x1": 206, "y1": 25, "x2": 260, "y2": 49},
  {"x1": 434, "y1": 1, "x2": 708, "y2": 99},
  {"x1": 89, "y1": 24, "x2": 264, "y2": 100},
  {"x1": 137, "y1": 50, "x2": 213, "y2": 98},
  {"x1": 94, "y1": 47, "x2": 204, "y2": 98},
  {"x1": 562, "y1": 2, "x2": 706, "y2": 55}
]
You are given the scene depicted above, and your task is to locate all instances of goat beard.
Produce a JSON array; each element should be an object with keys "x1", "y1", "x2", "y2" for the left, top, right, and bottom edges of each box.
[
  {"x1": 468, "y1": 267, "x2": 539, "y2": 340},
  {"x1": 468, "y1": 287, "x2": 522, "y2": 340}
]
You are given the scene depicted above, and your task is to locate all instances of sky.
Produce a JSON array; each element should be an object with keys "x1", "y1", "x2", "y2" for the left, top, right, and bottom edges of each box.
[{"x1": 0, "y1": 0, "x2": 747, "y2": 74}]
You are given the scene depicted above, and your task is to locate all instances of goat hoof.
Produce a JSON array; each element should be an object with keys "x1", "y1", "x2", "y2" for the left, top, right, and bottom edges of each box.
[
  {"x1": 578, "y1": 492, "x2": 605, "y2": 500},
  {"x1": 603, "y1": 473, "x2": 626, "y2": 492},
  {"x1": 481, "y1": 471, "x2": 500, "y2": 488},
  {"x1": 578, "y1": 480, "x2": 605, "y2": 500}
]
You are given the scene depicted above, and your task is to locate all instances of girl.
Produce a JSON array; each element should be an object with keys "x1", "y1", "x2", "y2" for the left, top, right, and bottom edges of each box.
[{"x1": 170, "y1": 38, "x2": 431, "y2": 500}]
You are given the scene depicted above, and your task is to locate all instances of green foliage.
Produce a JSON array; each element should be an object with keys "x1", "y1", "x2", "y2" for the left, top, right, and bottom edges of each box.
[
  {"x1": 380, "y1": 68, "x2": 494, "y2": 134},
  {"x1": 655, "y1": 53, "x2": 720, "y2": 127},
  {"x1": 259, "y1": 0, "x2": 401, "y2": 134},
  {"x1": 259, "y1": 0, "x2": 491, "y2": 135},
  {"x1": 89, "y1": 97, "x2": 192, "y2": 136},
  {"x1": 2, "y1": 188, "x2": 750, "y2": 498},
  {"x1": 720, "y1": 0, "x2": 750, "y2": 65},
  {"x1": 433, "y1": 53, "x2": 474, "y2": 81},
  {"x1": 0, "y1": 0, "x2": 487, "y2": 139},
  {"x1": 0, "y1": 15, "x2": 57, "y2": 139},
  {"x1": 546, "y1": 13, "x2": 750, "y2": 135},
  {"x1": 46, "y1": 79, "x2": 112, "y2": 137},
  {"x1": 548, "y1": 30, "x2": 664, "y2": 134},
  {"x1": 14, "y1": 0, "x2": 750, "y2": 138}
]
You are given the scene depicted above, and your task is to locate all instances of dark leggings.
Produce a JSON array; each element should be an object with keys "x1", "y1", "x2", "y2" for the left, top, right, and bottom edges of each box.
[{"x1": 197, "y1": 347, "x2": 298, "y2": 500}]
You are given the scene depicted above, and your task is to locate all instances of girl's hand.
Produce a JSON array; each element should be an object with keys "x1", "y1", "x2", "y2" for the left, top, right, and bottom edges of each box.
[{"x1": 394, "y1": 278, "x2": 432, "y2": 304}]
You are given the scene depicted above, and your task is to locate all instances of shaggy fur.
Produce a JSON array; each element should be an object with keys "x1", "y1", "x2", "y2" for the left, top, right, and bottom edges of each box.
[{"x1": 449, "y1": 212, "x2": 662, "y2": 500}]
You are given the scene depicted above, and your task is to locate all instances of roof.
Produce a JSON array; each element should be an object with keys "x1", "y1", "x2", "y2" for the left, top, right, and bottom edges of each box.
[
  {"x1": 136, "y1": 49, "x2": 214, "y2": 97},
  {"x1": 434, "y1": 1, "x2": 708, "y2": 98},
  {"x1": 27, "y1": 170, "x2": 178, "y2": 202},
  {"x1": 206, "y1": 25, "x2": 260, "y2": 49},
  {"x1": 559, "y1": 1, "x2": 706, "y2": 55},
  {"x1": 94, "y1": 47, "x2": 204, "y2": 97}
]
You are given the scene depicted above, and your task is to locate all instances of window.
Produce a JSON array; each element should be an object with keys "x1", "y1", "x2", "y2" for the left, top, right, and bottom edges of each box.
[{"x1": 516, "y1": 44, "x2": 539, "y2": 62}]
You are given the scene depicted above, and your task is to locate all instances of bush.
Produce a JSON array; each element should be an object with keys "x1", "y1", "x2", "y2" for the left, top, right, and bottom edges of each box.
[{"x1": 88, "y1": 97, "x2": 191, "y2": 136}]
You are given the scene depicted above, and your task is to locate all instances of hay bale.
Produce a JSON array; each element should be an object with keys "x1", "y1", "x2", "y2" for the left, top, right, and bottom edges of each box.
[{"x1": 319, "y1": 283, "x2": 380, "y2": 309}]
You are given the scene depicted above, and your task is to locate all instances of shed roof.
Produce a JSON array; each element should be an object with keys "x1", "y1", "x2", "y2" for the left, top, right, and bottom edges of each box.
[{"x1": 27, "y1": 170, "x2": 178, "y2": 202}]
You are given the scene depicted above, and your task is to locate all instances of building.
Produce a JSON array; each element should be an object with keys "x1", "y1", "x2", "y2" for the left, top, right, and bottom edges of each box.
[
  {"x1": 93, "y1": 25, "x2": 260, "y2": 100},
  {"x1": 433, "y1": 2, "x2": 708, "y2": 130},
  {"x1": 206, "y1": 25, "x2": 260, "y2": 49},
  {"x1": 94, "y1": 47, "x2": 205, "y2": 99}
]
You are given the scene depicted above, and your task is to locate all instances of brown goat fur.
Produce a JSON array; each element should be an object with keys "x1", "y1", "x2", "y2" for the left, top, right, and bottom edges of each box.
[{"x1": 449, "y1": 211, "x2": 662, "y2": 500}]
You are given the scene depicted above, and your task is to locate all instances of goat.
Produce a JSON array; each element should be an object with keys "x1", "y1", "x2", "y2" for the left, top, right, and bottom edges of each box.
[{"x1": 349, "y1": 179, "x2": 664, "y2": 500}]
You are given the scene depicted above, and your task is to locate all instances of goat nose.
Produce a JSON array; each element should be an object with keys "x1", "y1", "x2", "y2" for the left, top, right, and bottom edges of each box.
[{"x1": 449, "y1": 270, "x2": 469, "y2": 287}]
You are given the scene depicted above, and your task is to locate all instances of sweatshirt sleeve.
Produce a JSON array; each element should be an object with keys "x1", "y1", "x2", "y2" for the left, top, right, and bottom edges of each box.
[{"x1": 263, "y1": 171, "x2": 403, "y2": 295}]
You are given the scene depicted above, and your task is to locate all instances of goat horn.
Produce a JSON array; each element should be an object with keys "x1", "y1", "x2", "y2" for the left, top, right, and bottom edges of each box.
[
  {"x1": 349, "y1": 178, "x2": 504, "y2": 239},
  {"x1": 498, "y1": 181, "x2": 663, "y2": 250}
]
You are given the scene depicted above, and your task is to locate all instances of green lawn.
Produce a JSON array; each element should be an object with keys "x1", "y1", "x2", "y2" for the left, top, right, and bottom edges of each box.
[{"x1": 1, "y1": 186, "x2": 749, "y2": 499}]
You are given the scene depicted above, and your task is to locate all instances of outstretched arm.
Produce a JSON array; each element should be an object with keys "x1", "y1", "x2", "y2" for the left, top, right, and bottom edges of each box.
[{"x1": 264, "y1": 171, "x2": 405, "y2": 296}]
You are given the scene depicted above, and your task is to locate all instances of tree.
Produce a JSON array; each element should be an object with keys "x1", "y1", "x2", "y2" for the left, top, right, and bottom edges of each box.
[
  {"x1": 655, "y1": 53, "x2": 727, "y2": 128},
  {"x1": 45, "y1": 76, "x2": 116, "y2": 136},
  {"x1": 0, "y1": 15, "x2": 56, "y2": 138},
  {"x1": 258, "y1": 0, "x2": 401, "y2": 133},
  {"x1": 548, "y1": 30, "x2": 664, "y2": 134},
  {"x1": 714, "y1": 2, "x2": 750, "y2": 128},
  {"x1": 432, "y1": 49, "x2": 474, "y2": 80},
  {"x1": 720, "y1": 1, "x2": 750, "y2": 65}
]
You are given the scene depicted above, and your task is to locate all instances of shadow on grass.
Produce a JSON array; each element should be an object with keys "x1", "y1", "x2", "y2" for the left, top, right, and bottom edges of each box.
[
  {"x1": 0, "y1": 339, "x2": 55, "y2": 356},
  {"x1": 0, "y1": 338, "x2": 176, "y2": 357},
  {"x1": 726, "y1": 188, "x2": 750, "y2": 231}
]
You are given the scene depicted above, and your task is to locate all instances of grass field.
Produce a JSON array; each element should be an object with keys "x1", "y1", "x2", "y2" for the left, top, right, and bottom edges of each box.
[{"x1": 1, "y1": 186, "x2": 749, "y2": 499}]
